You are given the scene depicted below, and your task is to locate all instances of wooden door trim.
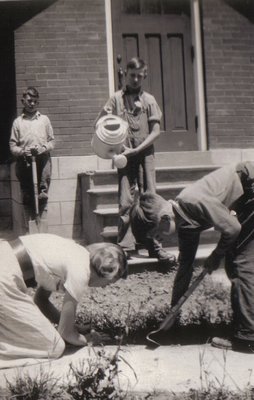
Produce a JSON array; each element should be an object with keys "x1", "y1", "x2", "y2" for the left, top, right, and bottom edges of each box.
[{"x1": 108, "y1": 0, "x2": 207, "y2": 151}]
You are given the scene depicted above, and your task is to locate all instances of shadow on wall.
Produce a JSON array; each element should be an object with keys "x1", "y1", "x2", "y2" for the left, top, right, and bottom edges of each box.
[
  {"x1": 224, "y1": 0, "x2": 254, "y2": 22},
  {"x1": 0, "y1": 0, "x2": 58, "y2": 164}
]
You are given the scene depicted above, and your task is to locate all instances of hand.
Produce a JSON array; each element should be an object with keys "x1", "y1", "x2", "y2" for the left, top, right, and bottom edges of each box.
[
  {"x1": 204, "y1": 251, "x2": 222, "y2": 274},
  {"x1": 76, "y1": 322, "x2": 91, "y2": 335},
  {"x1": 122, "y1": 145, "x2": 137, "y2": 158},
  {"x1": 22, "y1": 146, "x2": 32, "y2": 156},
  {"x1": 61, "y1": 329, "x2": 88, "y2": 347},
  {"x1": 85, "y1": 330, "x2": 113, "y2": 346},
  {"x1": 29, "y1": 145, "x2": 47, "y2": 156},
  {"x1": 30, "y1": 145, "x2": 39, "y2": 156}
]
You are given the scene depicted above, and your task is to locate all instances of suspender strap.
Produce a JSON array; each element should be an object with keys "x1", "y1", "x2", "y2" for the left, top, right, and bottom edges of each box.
[{"x1": 9, "y1": 238, "x2": 35, "y2": 285}]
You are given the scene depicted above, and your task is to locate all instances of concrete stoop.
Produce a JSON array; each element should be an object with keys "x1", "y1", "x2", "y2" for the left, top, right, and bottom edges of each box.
[{"x1": 127, "y1": 243, "x2": 216, "y2": 272}]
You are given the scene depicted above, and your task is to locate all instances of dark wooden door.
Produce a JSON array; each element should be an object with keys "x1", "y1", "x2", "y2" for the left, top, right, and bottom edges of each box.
[{"x1": 111, "y1": 0, "x2": 197, "y2": 151}]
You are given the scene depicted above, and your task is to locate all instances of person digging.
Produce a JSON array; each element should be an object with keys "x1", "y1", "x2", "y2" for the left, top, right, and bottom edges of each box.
[{"x1": 131, "y1": 161, "x2": 254, "y2": 353}]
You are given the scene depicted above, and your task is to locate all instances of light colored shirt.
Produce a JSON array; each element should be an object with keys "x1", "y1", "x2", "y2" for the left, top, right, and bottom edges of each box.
[
  {"x1": 176, "y1": 164, "x2": 243, "y2": 256},
  {"x1": 10, "y1": 111, "x2": 55, "y2": 157},
  {"x1": 20, "y1": 234, "x2": 90, "y2": 302}
]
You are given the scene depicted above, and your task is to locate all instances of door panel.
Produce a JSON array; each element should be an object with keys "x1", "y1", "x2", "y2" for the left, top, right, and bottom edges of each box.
[{"x1": 111, "y1": 0, "x2": 197, "y2": 151}]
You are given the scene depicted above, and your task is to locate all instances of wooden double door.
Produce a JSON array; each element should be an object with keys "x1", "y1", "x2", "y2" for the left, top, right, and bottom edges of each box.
[{"x1": 111, "y1": 0, "x2": 197, "y2": 151}]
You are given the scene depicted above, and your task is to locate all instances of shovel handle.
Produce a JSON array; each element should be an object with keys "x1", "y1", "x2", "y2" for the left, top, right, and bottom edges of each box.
[
  {"x1": 31, "y1": 156, "x2": 39, "y2": 217},
  {"x1": 146, "y1": 267, "x2": 209, "y2": 347}
]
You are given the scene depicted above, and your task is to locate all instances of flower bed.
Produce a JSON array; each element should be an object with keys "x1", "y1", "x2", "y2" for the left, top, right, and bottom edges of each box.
[{"x1": 72, "y1": 268, "x2": 232, "y2": 344}]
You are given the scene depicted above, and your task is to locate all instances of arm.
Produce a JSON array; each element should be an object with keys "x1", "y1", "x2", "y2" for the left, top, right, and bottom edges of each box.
[
  {"x1": 34, "y1": 286, "x2": 60, "y2": 324},
  {"x1": 33, "y1": 117, "x2": 55, "y2": 155},
  {"x1": 58, "y1": 290, "x2": 87, "y2": 346},
  {"x1": 196, "y1": 199, "x2": 241, "y2": 272},
  {"x1": 94, "y1": 96, "x2": 117, "y2": 126},
  {"x1": 122, "y1": 120, "x2": 160, "y2": 158},
  {"x1": 9, "y1": 120, "x2": 24, "y2": 157},
  {"x1": 42, "y1": 117, "x2": 55, "y2": 152},
  {"x1": 204, "y1": 213, "x2": 241, "y2": 272}
]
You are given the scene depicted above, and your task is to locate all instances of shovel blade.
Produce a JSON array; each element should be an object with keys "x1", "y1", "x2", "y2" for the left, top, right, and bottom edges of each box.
[{"x1": 29, "y1": 219, "x2": 48, "y2": 234}]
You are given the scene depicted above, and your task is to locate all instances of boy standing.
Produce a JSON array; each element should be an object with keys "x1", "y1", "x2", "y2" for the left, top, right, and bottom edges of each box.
[
  {"x1": 9, "y1": 87, "x2": 55, "y2": 229},
  {"x1": 97, "y1": 57, "x2": 175, "y2": 265}
]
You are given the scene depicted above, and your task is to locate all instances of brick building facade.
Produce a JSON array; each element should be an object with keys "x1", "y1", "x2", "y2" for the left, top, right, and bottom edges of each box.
[
  {"x1": 203, "y1": 0, "x2": 254, "y2": 148},
  {"x1": 0, "y1": 0, "x2": 254, "y2": 239}
]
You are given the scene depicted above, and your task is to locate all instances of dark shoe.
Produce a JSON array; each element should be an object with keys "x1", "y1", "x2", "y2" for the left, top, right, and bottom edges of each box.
[
  {"x1": 233, "y1": 338, "x2": 254, "y2": 353},
  {"x1": 149, "y1": 248, "x2": 176, "y2": 264},
  {"x1": 212, "y1": 337, "x2": 254, "y2": 353}
]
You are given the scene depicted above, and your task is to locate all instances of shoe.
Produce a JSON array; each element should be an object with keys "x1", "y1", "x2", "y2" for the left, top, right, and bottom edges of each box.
[
  {"x1": 149, "y1": 248, "x2": 176, "y2": 264},
  {"x1": 38, "y1": 192, "x2": 48, "y2": 200},
  {"x1": 233, "y1": 338, "x2": 254, "y2": 353},
  {"x1": 211, "y1": 337, "x2": 232, "y2": 350},
  {"x1": 212, "y1": 337, "x2": 254, "y2": 353}
]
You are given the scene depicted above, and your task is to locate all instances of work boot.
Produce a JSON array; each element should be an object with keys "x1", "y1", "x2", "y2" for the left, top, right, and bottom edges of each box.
[
  {"x1": 147, "y1": 238, "x2": 176, "y2": 264},
  {"x1": 148, "y1": 247, "x2": 176, "y2": 265},
  {"x1": 211, "y1": 337, "x2": 232, "y2": 350}
]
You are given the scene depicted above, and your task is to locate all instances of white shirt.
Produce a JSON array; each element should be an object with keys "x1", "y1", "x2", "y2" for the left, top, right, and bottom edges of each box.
[
  {"x1": 10, "y1": 111, "x2": 55, "y2": 157},
  {"x1": 20, "y1": 234, "x2": 90, "y2": 302}
]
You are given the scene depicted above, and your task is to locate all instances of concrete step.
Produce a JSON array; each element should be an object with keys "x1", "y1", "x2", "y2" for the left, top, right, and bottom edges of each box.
[
  {"x1": 127, "y1": 243, "x2": 216, "y2": 273},
  {"x1": 87, "y1": 182, "x2": 187, "y2": 194},
  {"x1": 80, "y1": 164, "x2": 220, "y2": 187},
  {"x1": 100, "y1": 224, "x2": 220, "y2": 247},
  {"x1": 88, "y1": 182, "x2": 188, "y2": 206},
  {"x1": 79, "y1": 164, "x2": 222, "y2": 245}
]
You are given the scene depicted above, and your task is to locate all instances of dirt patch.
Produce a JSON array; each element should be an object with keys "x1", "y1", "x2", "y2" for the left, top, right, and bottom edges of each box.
[{"x1": 49, "y1": 268, "x2": 232, "y2": 346}]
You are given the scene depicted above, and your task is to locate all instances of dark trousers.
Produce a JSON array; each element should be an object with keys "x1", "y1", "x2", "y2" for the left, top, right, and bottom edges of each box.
[
  {"x1": 117, "y1": 152, "x2": 156, "y2": 250},
  {"x1": 171, "y1": 228, "x2": 201, "y2": 306},
  {"x1": 225, "y1": 241, "x2": 254, "y2": 342},
  {"x1": 225, "y1": 196, "x2": 254, "y2": 342},
  {"x1": 16, "y1": 153, "x2": 52, "y2": 222}
]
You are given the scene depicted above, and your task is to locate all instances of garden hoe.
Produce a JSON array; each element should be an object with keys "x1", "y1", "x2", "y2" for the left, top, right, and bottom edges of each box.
[
  {"x1": 146, "y1": 267, "x2": 209, "y2": 349},
  {"x1": 29, "y1": 156, "x2": 48, "y2": 234}
]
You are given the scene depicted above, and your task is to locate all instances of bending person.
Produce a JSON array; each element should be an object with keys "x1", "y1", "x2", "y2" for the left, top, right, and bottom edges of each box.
[
  {"x1": 130, "y1": 161, "x2": 254, "y2": 352},
  {"x1": 0, "y1": 234, "x2": 127, "y2": 361}
]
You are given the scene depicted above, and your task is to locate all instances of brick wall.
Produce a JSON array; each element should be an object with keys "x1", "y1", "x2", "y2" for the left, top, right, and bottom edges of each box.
[
  {"x1": 0, "y1": 165, "x2": 12, "y2": 232},
  {"x1": 14, "y1": 0, "x2": 109, "y2": 157},
  {"x1": 202, "y1": 0, "x2": 254, "y2": 149}
]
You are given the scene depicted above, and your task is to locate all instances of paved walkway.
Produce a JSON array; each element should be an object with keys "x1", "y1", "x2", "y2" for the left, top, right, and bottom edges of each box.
[{"x1": 0, "y1": 343, "x2": 253, "y2": 395}]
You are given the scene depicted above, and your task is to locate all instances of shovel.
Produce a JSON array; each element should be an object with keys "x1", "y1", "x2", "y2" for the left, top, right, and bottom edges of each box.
[
  {"x1": 28, "y1": 156, "x2": 48, "y2": 234},
  {"x1": 146, "y1": 267, "x2": 209, "y2": 348}
]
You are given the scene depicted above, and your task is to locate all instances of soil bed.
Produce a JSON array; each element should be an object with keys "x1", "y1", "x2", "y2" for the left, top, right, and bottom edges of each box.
[{"x1": 51, "y1": 268, "x2": 232, "y2": 345}]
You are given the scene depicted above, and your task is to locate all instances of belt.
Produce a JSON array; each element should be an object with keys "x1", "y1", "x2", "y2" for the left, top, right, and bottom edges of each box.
[{"x1": 9, "y1": 238, "x2": 36, "y2": 287}]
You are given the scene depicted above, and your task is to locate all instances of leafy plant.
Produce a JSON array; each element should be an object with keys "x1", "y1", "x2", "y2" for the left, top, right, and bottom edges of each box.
[{"x1": 6, "y1": 368, "x2": 63, "y2": 399}]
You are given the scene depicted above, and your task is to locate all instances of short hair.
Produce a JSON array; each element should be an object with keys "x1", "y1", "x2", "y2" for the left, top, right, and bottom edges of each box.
[
  {"x1": 130, "y1": 192, "x2": 168, "y2": 242},
  {"x1": 23, "y1": 86, "x2": 39, "y2": 99},
  {"x1": 90, "y1": 243, "x2": 128, "y2": 280},
  {"x1": 126, "y1": 57, "x2": 147, "y2": 71}
]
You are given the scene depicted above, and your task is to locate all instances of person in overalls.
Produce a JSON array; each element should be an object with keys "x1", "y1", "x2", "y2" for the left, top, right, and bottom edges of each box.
[
  {"x1": 130, "y1": 162, "x2": 254, "y2": 352},
  {"x1": 96, "y1": 57, "x2": 175, "y2": 266}
]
